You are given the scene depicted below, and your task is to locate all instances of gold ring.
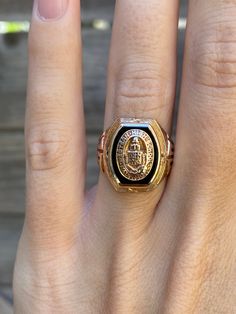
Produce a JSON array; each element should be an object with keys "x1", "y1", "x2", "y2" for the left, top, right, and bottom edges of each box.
[{"x1": 97, "y1": 118, "x2": 174, "y2": 193}]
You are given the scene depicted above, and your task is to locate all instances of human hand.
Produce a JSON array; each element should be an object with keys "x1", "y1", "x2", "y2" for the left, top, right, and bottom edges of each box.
[{"x1": 13, "y1": 0, "x2": 236, "y2": 313}]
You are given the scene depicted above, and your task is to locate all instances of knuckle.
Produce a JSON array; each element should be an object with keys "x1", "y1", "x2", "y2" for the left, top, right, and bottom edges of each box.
[
  {"x1": 27, "y1": 124, "x2": 70, "y2": 172},
  {"x1": 190, "y1": 21, "x2": 236, "y2": 90},
  {"x1": 114, "y1": 62, "x2": 172, "y2": 117}
]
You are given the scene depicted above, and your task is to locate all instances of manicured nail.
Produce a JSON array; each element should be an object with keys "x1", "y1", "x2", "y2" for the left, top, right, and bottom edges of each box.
[{"x1": 37, "y1": 0, "x2": 68, "y2": 20}]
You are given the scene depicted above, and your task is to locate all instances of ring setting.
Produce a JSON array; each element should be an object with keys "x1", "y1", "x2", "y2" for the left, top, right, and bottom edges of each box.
[{"x1": 97, "y1": 118, "x2": 174, "y2": 193}]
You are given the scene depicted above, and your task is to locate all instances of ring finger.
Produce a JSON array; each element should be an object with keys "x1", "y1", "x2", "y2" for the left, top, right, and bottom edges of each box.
[{"x1": 93, "y1": 0, "x2": 180, "y2": 230}]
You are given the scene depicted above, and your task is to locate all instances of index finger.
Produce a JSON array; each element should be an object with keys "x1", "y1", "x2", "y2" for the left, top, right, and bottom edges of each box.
[{"x1": 24, "y1": 0, "x2": 85, "y2": 250}]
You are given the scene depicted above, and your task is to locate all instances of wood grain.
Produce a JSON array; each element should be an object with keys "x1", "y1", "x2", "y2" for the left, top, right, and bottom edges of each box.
[
  {"x1": 0, "y1": 216, "x2": 23, "y2": 286},
  {"x1": 0, "y1": 298, "x2": 12, "y2": 314},
  {"x1": 0, "y1": 0, "x2": 187, "y2": 21},
  {"x1": 0, "y1": 0, "x2": 115, "y2": 21},
  {"x1": 0, "y1": 288, "x2": 12, "y2": 314}
]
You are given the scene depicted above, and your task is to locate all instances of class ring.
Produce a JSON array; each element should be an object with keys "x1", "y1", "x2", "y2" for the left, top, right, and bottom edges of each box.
[{"x1": 97, "y1": 118, "x2": 174, "y2": 193}]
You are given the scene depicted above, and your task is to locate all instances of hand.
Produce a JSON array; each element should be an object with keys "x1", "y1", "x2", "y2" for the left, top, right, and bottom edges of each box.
[{"x1": 13, "y1": 0, "x2": 236, "y2": 313}]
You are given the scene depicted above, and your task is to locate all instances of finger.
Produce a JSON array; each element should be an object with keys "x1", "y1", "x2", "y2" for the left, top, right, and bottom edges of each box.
[
  {"x1": 24, "y1": 0, "x2": 85, "y2": 249},
  {"x1": 105, "y1": 0, "x2": 179, "y2": 131},
  {"x1": 94, "y1": 0, "x2": 179, "y2": 229},
  {"x1": 171, "y1": 0, "x2": 236, "y2": 205},
  {"x1": 163, "y1": 1, "x2": 236, "y2": 310}
]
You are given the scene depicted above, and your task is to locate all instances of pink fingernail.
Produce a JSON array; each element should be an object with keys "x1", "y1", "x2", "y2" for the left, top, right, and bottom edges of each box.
[{"x1": 37, "y1": 0, "x2": 68, "y2": 20}]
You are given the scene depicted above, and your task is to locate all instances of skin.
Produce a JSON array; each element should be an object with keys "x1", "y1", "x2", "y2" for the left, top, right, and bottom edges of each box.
[{"x1": 13, "y1": 0, "x2": 236, "y2": 313}]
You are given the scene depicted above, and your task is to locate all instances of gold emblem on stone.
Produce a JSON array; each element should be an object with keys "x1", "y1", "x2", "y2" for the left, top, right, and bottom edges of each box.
[
  {"x1": 116, "y1": 129, "x2": 155, "y2": 181},
  {"x1": 97, "y1": 118, "x2": 174, "y2": 192}
]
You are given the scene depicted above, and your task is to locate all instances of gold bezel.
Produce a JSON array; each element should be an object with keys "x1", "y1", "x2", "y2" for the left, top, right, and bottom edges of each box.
[{"x1": 102, "y1": 118, "x2": 168, "y2": 193}]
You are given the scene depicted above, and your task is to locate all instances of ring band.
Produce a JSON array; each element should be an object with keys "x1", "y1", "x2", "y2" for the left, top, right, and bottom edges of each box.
[{"x1": 97, "y1": 118, "x2": 174, "y2": 193}]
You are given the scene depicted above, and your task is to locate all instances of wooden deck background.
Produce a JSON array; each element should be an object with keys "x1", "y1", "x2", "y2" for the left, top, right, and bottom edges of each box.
[{"x1": 0, "y1": 0, "x2": 187, "y2": 311}]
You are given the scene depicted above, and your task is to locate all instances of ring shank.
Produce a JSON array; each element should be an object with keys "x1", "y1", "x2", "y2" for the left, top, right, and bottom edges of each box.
[
  {"x1": 97, "y1": 131, "x2": 106, "y2": 173},
  {"x1": 165, "y1": 135, "x2": 174, "y2": 176}
]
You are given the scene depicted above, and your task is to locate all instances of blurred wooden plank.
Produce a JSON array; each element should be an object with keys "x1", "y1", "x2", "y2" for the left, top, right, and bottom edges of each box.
[
  {"x1": 0, "y1": 0, "x2": 115, "y2": 21},
  {"x1": 0, "y1": 298, "x2": 12, "y2": 314},
  {"x1": 0, "y1": 216, "x2": 23, "y2": 286},
  {"x1": 0, "y1": 132, "x2": 25, "y2": 214},
  {"x1": 0, "y1": 287, "x2": 13, "y2": 310},
  {"x1": 0, "y1": 288, "x2": 12, "y2": 313},
  {"x1": 0, "y1": 0, "x2": 188, "y2": 21},
  {"x1": 0, "y1": 0, "x2": 32, "y2": 20},
  {"x1": 0, "y1": 132, "x2": 99, "y2": 214},
  {"x1": 179, "y1": 1, "x2": 188, "y2": 18},
  {"x1": 0, "y1": 288, "x2": 12, "y2": 302},
  {"x1": 0, "y1": 28, "x2": 110, "y2": 132}
]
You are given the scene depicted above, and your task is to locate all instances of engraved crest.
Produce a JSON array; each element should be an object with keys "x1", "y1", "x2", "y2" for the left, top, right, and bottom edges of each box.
[{"x1": 116, "y1": 129, "x2": 155, "y2": 181}]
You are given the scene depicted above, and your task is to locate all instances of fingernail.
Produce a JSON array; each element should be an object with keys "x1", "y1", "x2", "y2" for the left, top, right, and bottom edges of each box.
[{"x1": 37, "y1": 0, "x2": 68, "y2": 20}]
